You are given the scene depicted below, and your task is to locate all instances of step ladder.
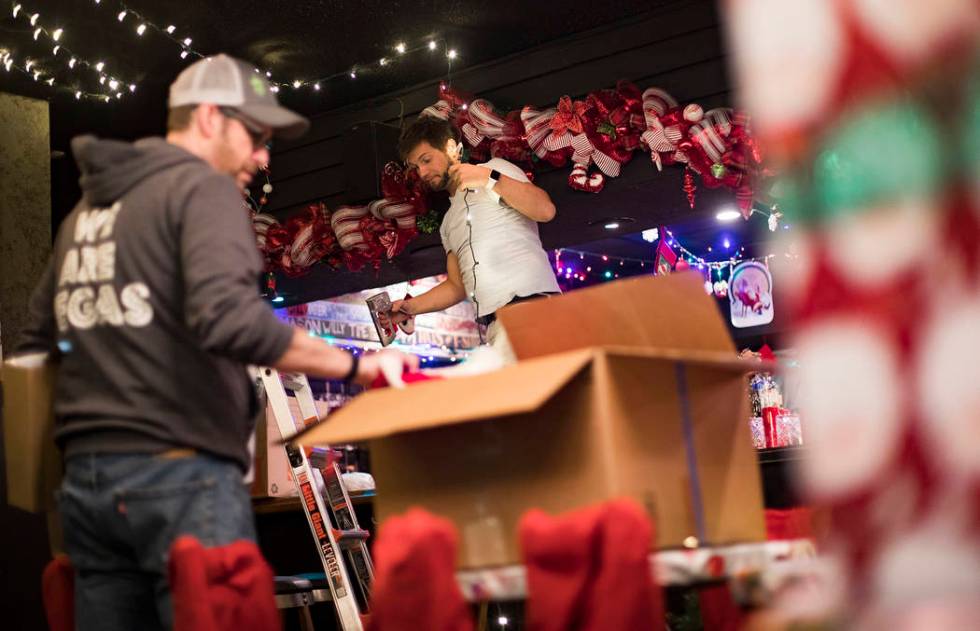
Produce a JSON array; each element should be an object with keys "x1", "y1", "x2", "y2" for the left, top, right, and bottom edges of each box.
[{"x1": 257, "y1": 367, "x2": 375, "y2": 631}]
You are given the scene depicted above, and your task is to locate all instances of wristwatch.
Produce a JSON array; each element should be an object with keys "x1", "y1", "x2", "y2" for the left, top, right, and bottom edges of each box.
[{"x1": 486, "y1": 168, "x2": 502, "y2": 204}]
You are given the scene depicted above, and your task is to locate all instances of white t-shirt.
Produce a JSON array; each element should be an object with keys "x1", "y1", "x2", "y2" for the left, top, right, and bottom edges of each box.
[{"x1": 439, "y1": 158, "x2": 560, "y2": 318}]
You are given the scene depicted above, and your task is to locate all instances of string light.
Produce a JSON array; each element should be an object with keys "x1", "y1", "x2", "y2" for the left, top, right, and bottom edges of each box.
[
  {"x1": 17, "y1": 3, "x2": 456, "y2": 102},
  {"x1": 10, "y1": 3, "x2": 139, "y2": 96},
  {"x1": 0, "y1": 47, "x2": 112, "y2": 101}
]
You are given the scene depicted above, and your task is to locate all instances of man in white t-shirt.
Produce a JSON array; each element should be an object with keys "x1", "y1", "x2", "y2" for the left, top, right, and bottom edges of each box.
[{"x1": 389, "y1": 115, "x2": 560, "y2": 350}]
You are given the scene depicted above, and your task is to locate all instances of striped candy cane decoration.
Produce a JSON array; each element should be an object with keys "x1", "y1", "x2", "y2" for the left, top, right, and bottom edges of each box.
[
  {"x1": 368, "y1": 198, "x2": 418, "y2": 231},
  {"x1": 330, "y1": 205, "x2": 371, "y2": 251}
]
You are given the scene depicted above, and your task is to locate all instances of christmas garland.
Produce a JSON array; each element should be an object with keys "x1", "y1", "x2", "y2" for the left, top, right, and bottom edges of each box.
[{"x1": 253, "y1": 81, "x2": 766, "y2": 278}]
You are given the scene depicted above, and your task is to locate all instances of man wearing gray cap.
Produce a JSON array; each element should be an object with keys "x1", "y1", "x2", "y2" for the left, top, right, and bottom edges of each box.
[{"x1": 15, "y1": 54, "x2": 417, "y2": 630}]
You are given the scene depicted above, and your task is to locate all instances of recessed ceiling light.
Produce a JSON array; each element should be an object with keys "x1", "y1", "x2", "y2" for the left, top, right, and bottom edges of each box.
[
  {"x1": 716, "y1": 208, "x2": 741, "y2": 222},
  {"x1": 588, "y1": 216, "x2": 635, "y2": 228}
]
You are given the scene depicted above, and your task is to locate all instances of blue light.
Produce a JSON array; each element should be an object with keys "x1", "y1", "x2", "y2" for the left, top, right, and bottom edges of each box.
[
  {"x1": 604, "y1": 270, "x2": 613, "y2": 279},
  {"x1": 723, "y1": 238, "x2": 731, "y2": 250}
]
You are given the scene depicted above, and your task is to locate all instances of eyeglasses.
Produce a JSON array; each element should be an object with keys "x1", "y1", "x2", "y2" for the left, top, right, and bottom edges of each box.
[{"x1": 218, "y1": 107, "x2": 272, "y2": 150}]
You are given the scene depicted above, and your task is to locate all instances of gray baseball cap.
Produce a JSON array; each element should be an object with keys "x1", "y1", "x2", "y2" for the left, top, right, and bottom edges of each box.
[{"x1": 168, "y1": 54, "x2": 310, "y2": 139}]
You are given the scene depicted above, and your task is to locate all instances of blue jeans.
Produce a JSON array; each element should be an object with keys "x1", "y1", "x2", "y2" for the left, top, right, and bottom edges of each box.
[{"x1": 57, "y1": 452, "x2": 257, "y2": 631}]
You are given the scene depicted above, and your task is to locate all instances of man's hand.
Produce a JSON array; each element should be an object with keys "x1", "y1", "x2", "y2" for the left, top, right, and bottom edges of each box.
[
  {"x1": 355, "y1": 349, "x2": 420, "y2": 385},
  {"x1": 448, "y1": 164, "x2": 491, "y2": 191}
]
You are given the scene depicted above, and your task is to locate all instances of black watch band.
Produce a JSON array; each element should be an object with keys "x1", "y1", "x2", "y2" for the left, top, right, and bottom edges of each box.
[{"x1": 342, "y1": 350, "x2": 360, "y2": 383}]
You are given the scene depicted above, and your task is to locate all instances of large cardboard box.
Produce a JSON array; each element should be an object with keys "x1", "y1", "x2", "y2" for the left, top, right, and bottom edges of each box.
[
  {"x1": 2, "y1": 353, "x2": 60, "y2": 513},
  {"x1": 296, "y1": 273, "x2": 766, "y2": 568}
]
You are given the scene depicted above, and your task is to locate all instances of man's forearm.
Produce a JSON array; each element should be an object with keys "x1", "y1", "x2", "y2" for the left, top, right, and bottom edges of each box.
[
  {"x1": 403, "y1": 278, "x2": 466, "y2": 315},
  {"x1": 273, "y1": 329, "x2": 357, "y2": 379}
]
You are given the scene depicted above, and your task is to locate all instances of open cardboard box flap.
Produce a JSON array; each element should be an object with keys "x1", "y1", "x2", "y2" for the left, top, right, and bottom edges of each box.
[{"x1": 497, "y1": 271, "x2": 736, "y2": 361}]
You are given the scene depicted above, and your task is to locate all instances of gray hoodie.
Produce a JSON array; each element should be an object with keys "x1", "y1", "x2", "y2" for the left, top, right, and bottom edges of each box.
[{"x1": 17, "y1": 136, "x2": 294, "y2": 471}]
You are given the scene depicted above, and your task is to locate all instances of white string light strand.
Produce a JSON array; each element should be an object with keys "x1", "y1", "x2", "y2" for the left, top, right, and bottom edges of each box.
[
  {"x1": 277, "y1": 38, "x2": 455, "y2": 92},
  {"x1": 83, "y1": 2, "x2": 456, "y2": 93},
  {"x1": 93, "y1": 0, "x2": 204, "y2": 61},
  {"x1": 0, "y1": 47, "x2": 115, "y2": 101},
  {"x1": 10, "y1": 2, "x2": 138, "y2": 97}
]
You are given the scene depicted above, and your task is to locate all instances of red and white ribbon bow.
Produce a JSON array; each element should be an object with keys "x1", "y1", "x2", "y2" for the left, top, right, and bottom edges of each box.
[
  {"x1": 461, "y1": 99, "x2": 506, "y2": 147},
  {"x1": 521, "y1": 105, "x2": 576, "y2": 159},
  {"x1": 570, "y1": 133, "x2": 621, "y2": 178},
  {"x1": 421, "y1": 99, "x2": 453, "y2": 121}
]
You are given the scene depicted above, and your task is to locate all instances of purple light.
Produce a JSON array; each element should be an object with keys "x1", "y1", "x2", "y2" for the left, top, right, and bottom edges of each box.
[{"x1": 723, "y1": 238, "x2": 731, "y2": 249}]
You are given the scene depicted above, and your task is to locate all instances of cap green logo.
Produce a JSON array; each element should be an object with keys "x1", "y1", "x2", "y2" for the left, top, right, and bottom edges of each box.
[{"x1": 250, "y1": 75, "x2": 267, "y2": 97}]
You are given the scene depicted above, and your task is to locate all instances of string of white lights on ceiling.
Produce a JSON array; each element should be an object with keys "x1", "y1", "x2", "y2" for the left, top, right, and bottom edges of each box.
[
  {"x1": 0, "y1": 47, "x2": 116, "y2": 101},
  {"x1": 100, "y1": 0, "x2": 458, "y2": 93},
  {"x1": 4, "y1": 0, "x2": 459, "y2": 103},
  {"x1": 8, "y1": 2, "x2": 136, "y2": 101}
]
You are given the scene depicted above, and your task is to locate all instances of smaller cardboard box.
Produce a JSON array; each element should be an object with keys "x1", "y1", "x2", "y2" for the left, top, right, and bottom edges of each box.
[
  {"x1": 251, "y1": 396, "x2": 328, "y2": 498},
  {"x1": 2, "y1": 353, "x2": 60, "y2": 513},
  {"x1": 296, "y1": 274, "x2": 765, "y2": 568}
]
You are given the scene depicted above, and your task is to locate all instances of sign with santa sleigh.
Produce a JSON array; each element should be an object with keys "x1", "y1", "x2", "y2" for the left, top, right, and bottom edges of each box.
[{"x1": 728, "y1": 261, "x2": 774, "y2": 328}]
